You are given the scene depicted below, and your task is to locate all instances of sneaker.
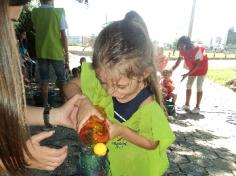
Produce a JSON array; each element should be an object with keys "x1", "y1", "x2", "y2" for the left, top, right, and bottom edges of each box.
[
  {"x1": 192, "y1": 107, "x2": 200, "y2": 114},
  {"x1": 182, "y1": 105, "x2": 190, "y2": 111}
]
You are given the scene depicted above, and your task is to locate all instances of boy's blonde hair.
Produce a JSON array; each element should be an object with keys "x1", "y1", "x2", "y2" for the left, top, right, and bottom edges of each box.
[{"x1": 92, "y1": 11, "x2": 164, "y2": 108}]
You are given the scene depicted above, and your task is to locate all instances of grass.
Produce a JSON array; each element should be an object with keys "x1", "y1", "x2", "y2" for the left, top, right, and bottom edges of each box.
[
  {"x1": 207, "y1": 68, "x2": 236, "y2": 85},
  {"x1": 163, "y1": 50, "x2": 236, "y2": 59}
]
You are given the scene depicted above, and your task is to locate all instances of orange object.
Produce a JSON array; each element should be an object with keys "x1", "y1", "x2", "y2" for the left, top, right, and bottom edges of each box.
[{"x1": 79, "y1": 107, "x2": 110, "y2": 147}]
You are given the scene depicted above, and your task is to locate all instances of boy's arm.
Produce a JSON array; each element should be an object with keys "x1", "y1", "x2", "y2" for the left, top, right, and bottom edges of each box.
[{"x1": 109, "y1": 122, "x2": 159, "y2": 150}]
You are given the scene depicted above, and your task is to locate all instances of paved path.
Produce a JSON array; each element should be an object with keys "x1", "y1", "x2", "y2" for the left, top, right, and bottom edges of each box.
[
  {"x1": 166, "y1": 65, "x2": 236, "y2": 176},
  {"x1": 29, "y1": 58, "x2": 236, "y2": 175}
]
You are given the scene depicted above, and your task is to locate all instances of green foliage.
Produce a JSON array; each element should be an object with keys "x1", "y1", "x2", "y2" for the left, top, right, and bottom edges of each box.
[
  {"x1": 225, "y1": 44, "x2": 236, "y2": 51},
  {"x1": 15, "y1": 6, "x2": 36, "y2": 58},
  {"x1": 88, "y1": 34, "x2": 96, "y2": 48},
  {"x1": 207, "y1": 68, "x2": 236, "y2": 85}
]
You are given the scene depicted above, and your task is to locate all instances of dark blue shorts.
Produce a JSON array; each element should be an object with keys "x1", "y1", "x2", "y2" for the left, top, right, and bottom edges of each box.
[{"x1": 38, "y1": 59, "x2": 66, "y2": 82}]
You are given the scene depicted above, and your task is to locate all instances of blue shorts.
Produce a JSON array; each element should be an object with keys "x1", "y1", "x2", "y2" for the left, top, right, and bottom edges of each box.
[{"x1": 38, "y1": 59, "x2": 66, "y2": 82}]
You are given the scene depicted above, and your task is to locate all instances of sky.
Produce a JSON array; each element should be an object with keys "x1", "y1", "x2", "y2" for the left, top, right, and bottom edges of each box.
[{"x1": 54, "y1": 0, "x2": 236, "y2": 46}]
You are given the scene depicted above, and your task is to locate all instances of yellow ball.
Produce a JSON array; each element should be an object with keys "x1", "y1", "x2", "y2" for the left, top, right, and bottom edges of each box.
[{"x1": 93, "y1": 143, "x2": 107, "y2": 156}]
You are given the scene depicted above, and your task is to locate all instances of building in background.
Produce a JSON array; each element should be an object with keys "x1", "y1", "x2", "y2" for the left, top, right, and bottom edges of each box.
[{"x1": 226, "y1": 27, "x2": 236, "y2": 45}]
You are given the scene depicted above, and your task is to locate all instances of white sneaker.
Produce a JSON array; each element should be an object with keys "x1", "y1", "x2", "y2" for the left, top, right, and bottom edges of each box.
[
  {"x1": 192, "y1": 107, "x2": 200, "y2": 114},
  {"x1": 182, "y1": 105, "x2": 190, "y2": 111}
]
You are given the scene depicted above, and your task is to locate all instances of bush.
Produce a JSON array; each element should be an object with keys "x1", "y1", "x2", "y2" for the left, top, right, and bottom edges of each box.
[{"x1": 15, "y1": 6, "x2": 36, "y2": 58}]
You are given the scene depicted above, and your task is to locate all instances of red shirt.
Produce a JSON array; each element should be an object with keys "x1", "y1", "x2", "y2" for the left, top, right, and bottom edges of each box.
[
  {"x1": 161, "y1": 78, "x2": 174, "y2": 94},
  {"x1": 180, "y1": 46, "x2": 208, "y2": 76}
]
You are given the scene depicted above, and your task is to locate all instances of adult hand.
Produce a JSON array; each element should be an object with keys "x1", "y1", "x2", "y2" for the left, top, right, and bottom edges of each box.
[
  {"x1": 26, "y1": 131, "x2": 67, "y2": 171},
  {"x1": 52, "y1": 94, "x2": 84, "y2": 129},
  {"x1": 75, "y1": 96, "x2": 104, "y2": 132},
  {"x1": 181, "y1": 73, "x2": 188, "y2": 82}
]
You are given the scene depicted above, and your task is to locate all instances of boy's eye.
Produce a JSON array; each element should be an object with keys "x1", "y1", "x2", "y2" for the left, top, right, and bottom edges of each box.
[
  {"x1": 117, "y1": 85, "x2": 128, "y2": 89},
  {"x1": 117, "y1": 86, "x2": 126, "y2": 89}
]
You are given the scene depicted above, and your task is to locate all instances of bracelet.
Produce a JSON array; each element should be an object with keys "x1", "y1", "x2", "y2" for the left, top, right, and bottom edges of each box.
[{"x1": 43, "y1": 105, "x2": 53, "y2": 130}]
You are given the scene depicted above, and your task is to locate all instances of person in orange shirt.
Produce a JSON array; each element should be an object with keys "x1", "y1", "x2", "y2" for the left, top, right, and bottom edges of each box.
[{"x1": 154, "y1": 46, "x2": 169, "y2": 73}]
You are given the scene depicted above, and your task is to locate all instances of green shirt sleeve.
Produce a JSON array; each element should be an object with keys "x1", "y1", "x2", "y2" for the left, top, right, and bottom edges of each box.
[
  {"x1": 80, "y1": 63, "x2": 113, "y2": 117},
  {"x1": 81, "y1": 62, "x2": 176, "y2": 176}
]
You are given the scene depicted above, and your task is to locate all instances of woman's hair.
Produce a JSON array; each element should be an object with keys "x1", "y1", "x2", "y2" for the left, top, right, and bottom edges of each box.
[
  {"x1": 177, "y1": 36, "x2": 193, "y2": 50},
  {"x1": 0, "y1": 0, "x2": 31, "y2": 175},
  {"x1": 92, "y1": 11, "x2": 164, "y2": 108}
]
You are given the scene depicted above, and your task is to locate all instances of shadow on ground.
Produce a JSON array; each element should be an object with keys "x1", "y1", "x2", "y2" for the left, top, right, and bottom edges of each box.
[
  {"x1": 29, "y1": 126, "x2": 81, "y2": 176},
  {"x1": 167, "y1": 129, "x2": 236, "y2": 175},
  {"x1": 175, "y1": 111, "x2": 205, "y2": 121}
]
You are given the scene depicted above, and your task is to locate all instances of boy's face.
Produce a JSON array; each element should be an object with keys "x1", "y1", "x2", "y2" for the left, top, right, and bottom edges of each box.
[
  {"x1": 178, "y1": 44, "x2": 186, "y2": 51},
  {"x1": 96, "y1": 68, "x2": 143, "y2": 103},
  {"x1": 162, "y1": 71, "x2": 171, "y2": 79}
]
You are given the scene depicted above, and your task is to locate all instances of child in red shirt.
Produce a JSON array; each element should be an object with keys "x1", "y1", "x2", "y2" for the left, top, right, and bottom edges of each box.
[{"x1": 161, "y1": 69, "x2": 177, "y2": 104}]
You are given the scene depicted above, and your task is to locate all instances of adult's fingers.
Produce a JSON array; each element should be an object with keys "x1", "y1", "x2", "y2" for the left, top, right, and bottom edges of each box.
[
  {"x1": 69, "y1": 106, "x2": 79, "y2": 129},
  {"x1": 77, "y1": 110, "x2": 104, "y2": 132},
  {"x1": 40, "y1": 145, "x2": 68, "y2": 158},
  {"x1": 41, "y1": 147, "x2": 68, "y2": 167},
  {"x1": 30, "y1": 131, "x2": 55, "y2": 144}
]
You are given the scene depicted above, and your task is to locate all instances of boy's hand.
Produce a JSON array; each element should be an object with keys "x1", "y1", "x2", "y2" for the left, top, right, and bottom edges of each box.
[{"x1": 106, "y1": 120, "x2": 122, "y2": 139}]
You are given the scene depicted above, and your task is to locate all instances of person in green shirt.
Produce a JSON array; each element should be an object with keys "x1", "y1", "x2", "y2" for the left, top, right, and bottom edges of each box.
[
  {"x1": 64, "y1": 11, "x2": 175, "y2": 176},
  {"x1": 32, "y1": 0, "x2": 69, "y2": 106}
]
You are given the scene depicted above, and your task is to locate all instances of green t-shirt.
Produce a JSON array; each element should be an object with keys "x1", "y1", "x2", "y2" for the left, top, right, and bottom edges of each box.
[
  {"x1": 81, "y1": 63, "x2": 176, "y2": 176},
  {"x1": 31, "y1": 8, "x2": 65, "y2": 60}
]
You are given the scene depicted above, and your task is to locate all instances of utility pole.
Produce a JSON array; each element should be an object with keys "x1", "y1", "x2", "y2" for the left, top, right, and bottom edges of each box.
[
  {"x1": 188, "y1": 0, "x2": 196, "y2": 39},
  {"x1": 105, "y1": 14, "x2": 108, "y2": 25}
]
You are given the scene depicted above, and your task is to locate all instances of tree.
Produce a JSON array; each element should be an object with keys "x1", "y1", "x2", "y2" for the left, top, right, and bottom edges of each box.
[{"x1": 15, "y1": 5, "x2": 36, "y2": 58}]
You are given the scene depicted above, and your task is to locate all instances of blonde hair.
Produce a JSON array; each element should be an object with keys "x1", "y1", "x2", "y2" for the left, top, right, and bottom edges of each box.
[
  {"x1": 0, "y1": 0, "x2": 31, "y2": 175},
  {"x1": 92, "y1": 13, "x2": 164, "y2": 108}
]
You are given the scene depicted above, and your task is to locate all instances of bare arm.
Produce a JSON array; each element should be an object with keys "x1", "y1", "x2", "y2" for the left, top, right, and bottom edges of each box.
[
  {"x1": 60, "y1": 30, "x2": 69, "y2": 63},
  {"x1": 109, "y1": 122, "x2": 159, "y2": 150},
  {"x1": 25, "y1": 106, "x2": 61, "y2": 126},
  {"x1": 25, "y1": 94, "x2": 82, "y2": 129},
  {"x1": 172, "y1": 56, "x2": 182, "y2": 71},
  {"x1": 63, "y1": 78, "x2": 81, "y2": 100}
]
